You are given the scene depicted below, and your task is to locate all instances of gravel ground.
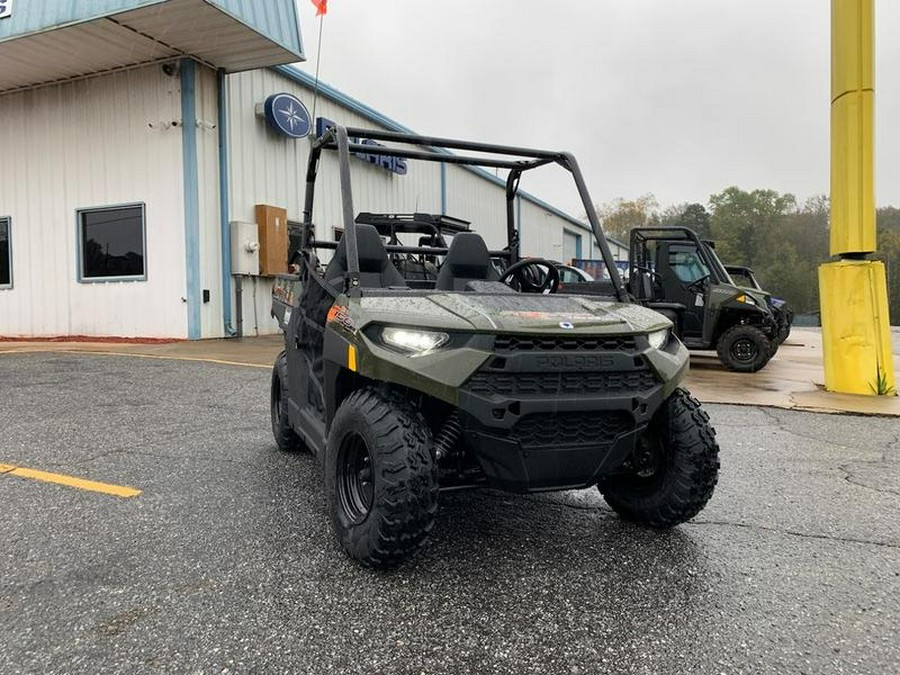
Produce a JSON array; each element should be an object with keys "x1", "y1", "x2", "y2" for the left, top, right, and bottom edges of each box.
[{"x1": 0, "y1": 352, "x2": 897, "y2": 674}]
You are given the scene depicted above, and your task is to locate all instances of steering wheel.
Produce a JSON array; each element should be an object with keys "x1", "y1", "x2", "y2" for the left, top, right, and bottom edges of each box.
[
  {"x1": 500, "y1": 259, "x2": 560, "y2": 294},
  {"x1": 687, "y1": 274, "x2": 710, "y2": 294}
]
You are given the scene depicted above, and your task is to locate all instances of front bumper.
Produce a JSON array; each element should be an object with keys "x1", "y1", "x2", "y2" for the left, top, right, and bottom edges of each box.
[{"x1": 456, "y1": 334, "x2": 667, "y2": 492}]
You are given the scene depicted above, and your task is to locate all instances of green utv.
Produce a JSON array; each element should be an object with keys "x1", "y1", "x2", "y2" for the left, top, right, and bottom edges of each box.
[
  {"x1": 628, "y1": 227, "x2": 780, "y2": 373},
  {"x1": 270, "y1": 126, "x2": 720, "y2": 568},
  {"x1": 724, "y1": 264, "x2": 794, "y2": 346}
]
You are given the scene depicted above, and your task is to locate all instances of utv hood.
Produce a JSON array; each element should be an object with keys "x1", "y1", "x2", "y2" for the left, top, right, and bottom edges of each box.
[{"x1": 358, "y1": 292, "x2": 671, "y2": 335}]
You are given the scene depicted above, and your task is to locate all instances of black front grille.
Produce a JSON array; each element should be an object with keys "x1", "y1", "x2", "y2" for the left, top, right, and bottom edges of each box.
[
  {"x1": 511, "y1": 411, "x2": 631, "y2": 447},
  {"x1": 493, "y1": 335, "x2": 636, "y2": 352},
  {"x1": 465, "y1": 370, "x2": 657, "y2": 397}
]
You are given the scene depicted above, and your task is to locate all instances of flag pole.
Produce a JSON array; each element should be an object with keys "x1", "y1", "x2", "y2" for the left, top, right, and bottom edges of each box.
[{"x1": 310, "y1": 12, "x2": 325, "y2": 135}]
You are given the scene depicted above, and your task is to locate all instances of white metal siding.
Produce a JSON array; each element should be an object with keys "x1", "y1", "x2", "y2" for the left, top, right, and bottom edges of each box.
[
  {"x1": 0, "y1": 65, "x2": 187, "y2": 338},
  {"x1": 227, "y1": 68, "x2": 443, "y2": 334},
  {"x1": 228, "y1": 69, "x2": 443, "y2": 233},
  {"x1": 443, "y1": 166, "x2": 599, "y2": 262},
  {"x1": 443, "y1": 168, "x2": 509, "y2": 251}
]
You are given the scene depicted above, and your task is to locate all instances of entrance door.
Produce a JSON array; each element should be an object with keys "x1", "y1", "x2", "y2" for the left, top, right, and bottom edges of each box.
[{"x1": 562, "y1": 230, "x2": 582, "y2": 264}]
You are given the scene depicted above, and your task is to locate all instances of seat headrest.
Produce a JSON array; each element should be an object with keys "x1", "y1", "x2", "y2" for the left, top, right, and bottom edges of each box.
[
  {"x1": 445, "y1": 233, "x2": 490, "y2": 267},
  {"x1": 355, "y1": 224, "x2": 390, "y2": 273},
  {"x1": 434, "y1": 232, "x2": 499, "y2": 290},
  {"x1": 324, "y1": 223, "x2": 407, "y2": 288}
]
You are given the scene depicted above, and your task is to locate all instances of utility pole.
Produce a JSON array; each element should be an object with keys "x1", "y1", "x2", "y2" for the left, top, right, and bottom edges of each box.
[{"x1": 819, "y1": 0, "x2": 895, "y2": 395}]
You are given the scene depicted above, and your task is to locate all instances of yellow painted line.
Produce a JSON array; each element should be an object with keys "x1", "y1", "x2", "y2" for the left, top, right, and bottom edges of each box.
[
  {"x1": 0, "y1": 348, "x2": 270, "y2": 369},
  {"x1": 0, "y1": 463, "x2": 142, "y2": 498},
  {"x1": 96, "y1": 351, "x2": 271, "y2": 369}
]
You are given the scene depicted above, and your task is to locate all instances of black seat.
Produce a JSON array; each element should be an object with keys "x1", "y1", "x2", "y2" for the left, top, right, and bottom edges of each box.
[
  {"x1": 323, "y1": 224, "x2": 407, "y2": 289},
  {"x1": 434, "y1": 232, "x2": 499, "y2": 291}
]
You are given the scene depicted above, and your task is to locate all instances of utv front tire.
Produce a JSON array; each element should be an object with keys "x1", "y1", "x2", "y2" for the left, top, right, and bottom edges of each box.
[
  {"x1": 325, "y1": 387, "x2": 438, "y2": 569},
  {"x1": 716, "y1": 324, "x2": 772, "y2": 372},
  {"x1": 599, "y1": 389, "x2": 719, "y2": 527},
  {"x1": 271, "y1": 352, "x2": 306, "y2": 452}
]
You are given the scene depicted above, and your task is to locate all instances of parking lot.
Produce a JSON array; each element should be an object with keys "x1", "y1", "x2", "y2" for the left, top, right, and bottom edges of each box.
[{"x1": 1, "y1": 350, "x2": 899, "y2": 674}]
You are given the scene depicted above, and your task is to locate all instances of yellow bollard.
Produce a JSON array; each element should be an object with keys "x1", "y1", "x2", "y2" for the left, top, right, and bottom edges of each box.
[
  {"x1": 821, "y1": 0, "x2": 896, "y2": 395},
  {"x1": 820, "y1": 260, "x2": 895, "y2": 395}
]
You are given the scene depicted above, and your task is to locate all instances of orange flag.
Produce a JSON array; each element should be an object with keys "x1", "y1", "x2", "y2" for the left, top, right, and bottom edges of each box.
[{"x1": 311, "y1": 0, "x2": 327, "y2": 16}]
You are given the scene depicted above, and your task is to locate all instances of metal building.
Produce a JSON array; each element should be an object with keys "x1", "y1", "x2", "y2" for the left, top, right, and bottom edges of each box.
[{"x1": 0, "y1": 0, "x2": 625, "y2": 340}]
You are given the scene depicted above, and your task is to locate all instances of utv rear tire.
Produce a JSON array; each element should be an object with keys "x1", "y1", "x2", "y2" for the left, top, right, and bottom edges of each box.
[
  {"x1": 716, "y1": 324, "x2": 772, "y2": 372},
  {"x1": 271, "y1": 351, "x2": 306, "y2": 452},
  {"x1": 599, "y1": 389, "x2": 719, "y2": 528},
  {"x1": 325, "y1": 387, "x2": 438, "y2": 569}
]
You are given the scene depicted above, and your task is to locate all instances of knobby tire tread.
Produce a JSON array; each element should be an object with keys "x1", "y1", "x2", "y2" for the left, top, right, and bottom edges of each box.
[
  {"x1": 271, "y1": 351, "x2": 306, "y2": 453},
  {"x1": 326, "y1": 387, "x2": 438, "y2": 569},
  {"x1": 600, "y1": 388, "x2": 720, "y2": 528}
]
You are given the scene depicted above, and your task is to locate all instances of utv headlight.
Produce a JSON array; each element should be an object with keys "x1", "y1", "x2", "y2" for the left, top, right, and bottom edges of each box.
[
  {"x1": 381, "y1": 327, "x2": 450, "y2": 355},
  {"x1": 647, "y1": 328, "x2": 669, "y2": 350},
  {"x1": 736, "y1": 294, "x2": 758, "y2": 306}
]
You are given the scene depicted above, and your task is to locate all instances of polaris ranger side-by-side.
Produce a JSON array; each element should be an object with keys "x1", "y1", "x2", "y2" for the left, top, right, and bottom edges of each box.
[
  {"x1": 270, "y1": 126, "x2": 719, "y2": 568},
  {"x1": 628, "y1": 227, "x2": 779, "y2": 372},
  {"x1": 725, "y1": 264, "x2": 794, "y2": 346}
]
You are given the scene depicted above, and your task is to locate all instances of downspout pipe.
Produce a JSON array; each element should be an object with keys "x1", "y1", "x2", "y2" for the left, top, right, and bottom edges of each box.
[
  {"x1": 181, "y1": 58, "x2": 202, "y2": 340},
  {"x1": 218, "y1": 68, "x2": 237, "y2": 337}
]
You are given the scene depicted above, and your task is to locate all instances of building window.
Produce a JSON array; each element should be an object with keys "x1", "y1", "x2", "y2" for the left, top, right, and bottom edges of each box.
[
  {"x1": 0, "y1": 217, "x2": 11, "y2": 289},
  {"x1": 287, "y1": 220, "x2": 316, "y2": 264},
  {"x1": 78, "y1": 204, "x2": 146, "y2": 281}
]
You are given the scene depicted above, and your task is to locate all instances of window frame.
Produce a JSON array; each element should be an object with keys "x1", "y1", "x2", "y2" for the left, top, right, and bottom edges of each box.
[
  {"x1": 76, "y1": 203, "x2": 148, "y2": 283},
  {"x1": 668, "y1": 243, "x2": 710, "y2": 285},
  {"x1": 0, "y1": 216, "x2": 11, "y2": 290}
]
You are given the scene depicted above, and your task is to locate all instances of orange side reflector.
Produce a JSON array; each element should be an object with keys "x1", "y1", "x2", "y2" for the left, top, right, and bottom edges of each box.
[{"x1": 347, "y1": 344, "x2": 358, "y2": 372}]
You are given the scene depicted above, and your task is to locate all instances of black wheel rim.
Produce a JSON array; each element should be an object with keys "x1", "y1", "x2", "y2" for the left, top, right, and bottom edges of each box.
[
  {"x1": 337, "y1": 433, "x2": 374, "y2": 525},
  {"x1": 731, "y1": 337, "x2": 758, "y2": 363},
  {"x1": 629, "y1": 431, "x2": 667, "y2": 490}
]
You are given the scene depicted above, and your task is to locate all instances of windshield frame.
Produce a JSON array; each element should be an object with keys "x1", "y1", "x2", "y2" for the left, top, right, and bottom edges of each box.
[{"x1": 302, "y1": 124, "x2": 629, "y2": 302}]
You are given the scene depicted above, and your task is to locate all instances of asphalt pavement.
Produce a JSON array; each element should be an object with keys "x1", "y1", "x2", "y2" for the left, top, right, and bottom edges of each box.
[{"x1": 1, "y1": 352, "x2": 898, "y2": 674}]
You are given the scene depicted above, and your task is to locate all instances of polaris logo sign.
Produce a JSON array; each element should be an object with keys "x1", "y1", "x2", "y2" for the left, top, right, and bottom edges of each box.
[
  {"x1": 263, "y1": 93, "x2": 311, "y2": 139},
  {"x1": 316, "y1": 117, "x2": 407, "y2": 175},
  {"x1": 0, "y1": 0, "x2": 11, "y2": 20}
]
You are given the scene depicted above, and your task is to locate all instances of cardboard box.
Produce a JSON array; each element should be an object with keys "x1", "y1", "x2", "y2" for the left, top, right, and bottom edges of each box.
[{"x1": 255, "y1": 204, "x2": 288, "y2": 276}]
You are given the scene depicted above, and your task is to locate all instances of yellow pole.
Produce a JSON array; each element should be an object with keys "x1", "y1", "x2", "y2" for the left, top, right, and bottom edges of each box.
[{"x1": 820, "y1": 0, "x2": 895, "y2": 395}]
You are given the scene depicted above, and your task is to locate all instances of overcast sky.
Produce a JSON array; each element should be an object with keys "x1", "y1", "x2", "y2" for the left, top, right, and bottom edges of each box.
[{"x1": 291, "y1": 0, "x2": 900, "y2": 217}]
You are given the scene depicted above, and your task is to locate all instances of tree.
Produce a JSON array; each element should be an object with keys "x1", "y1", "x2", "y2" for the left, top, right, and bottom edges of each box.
[
  {"x1": 653, "y1": 202, "x2": 712, "y2": 239},
  {"x1": 591, "y1": 194, "x2": 659, "y2": 242},
  {"x1": 679, "y1": 203, "x2": 712, "y2": 239},
  {"x1": 708, "y1": 187, "x2": 797, "y2": 268},
  {"x1": 875, "y1": 207, "x2": 900, "y2": 324},
  {"x1": 755, "y1": 244, "x2": 819, "y2": 315},
  {"x1": 656, "y1": 203, "x2": 688, "y2": 228},
  {"x1": 782, "y1": 195, "x2": 830, "y2": 264}
]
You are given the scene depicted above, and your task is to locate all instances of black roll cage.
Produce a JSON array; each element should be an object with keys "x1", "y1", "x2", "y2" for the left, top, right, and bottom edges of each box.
[
  {"x1": 629, "y1": 226, "x2": 734, "y2": 286},
  {"x1": 301, "y1": 124, "x2": 628, "y2": 302},
  {"x1": 724, "y1": 264, "x2": 763, "y2": 291}
]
